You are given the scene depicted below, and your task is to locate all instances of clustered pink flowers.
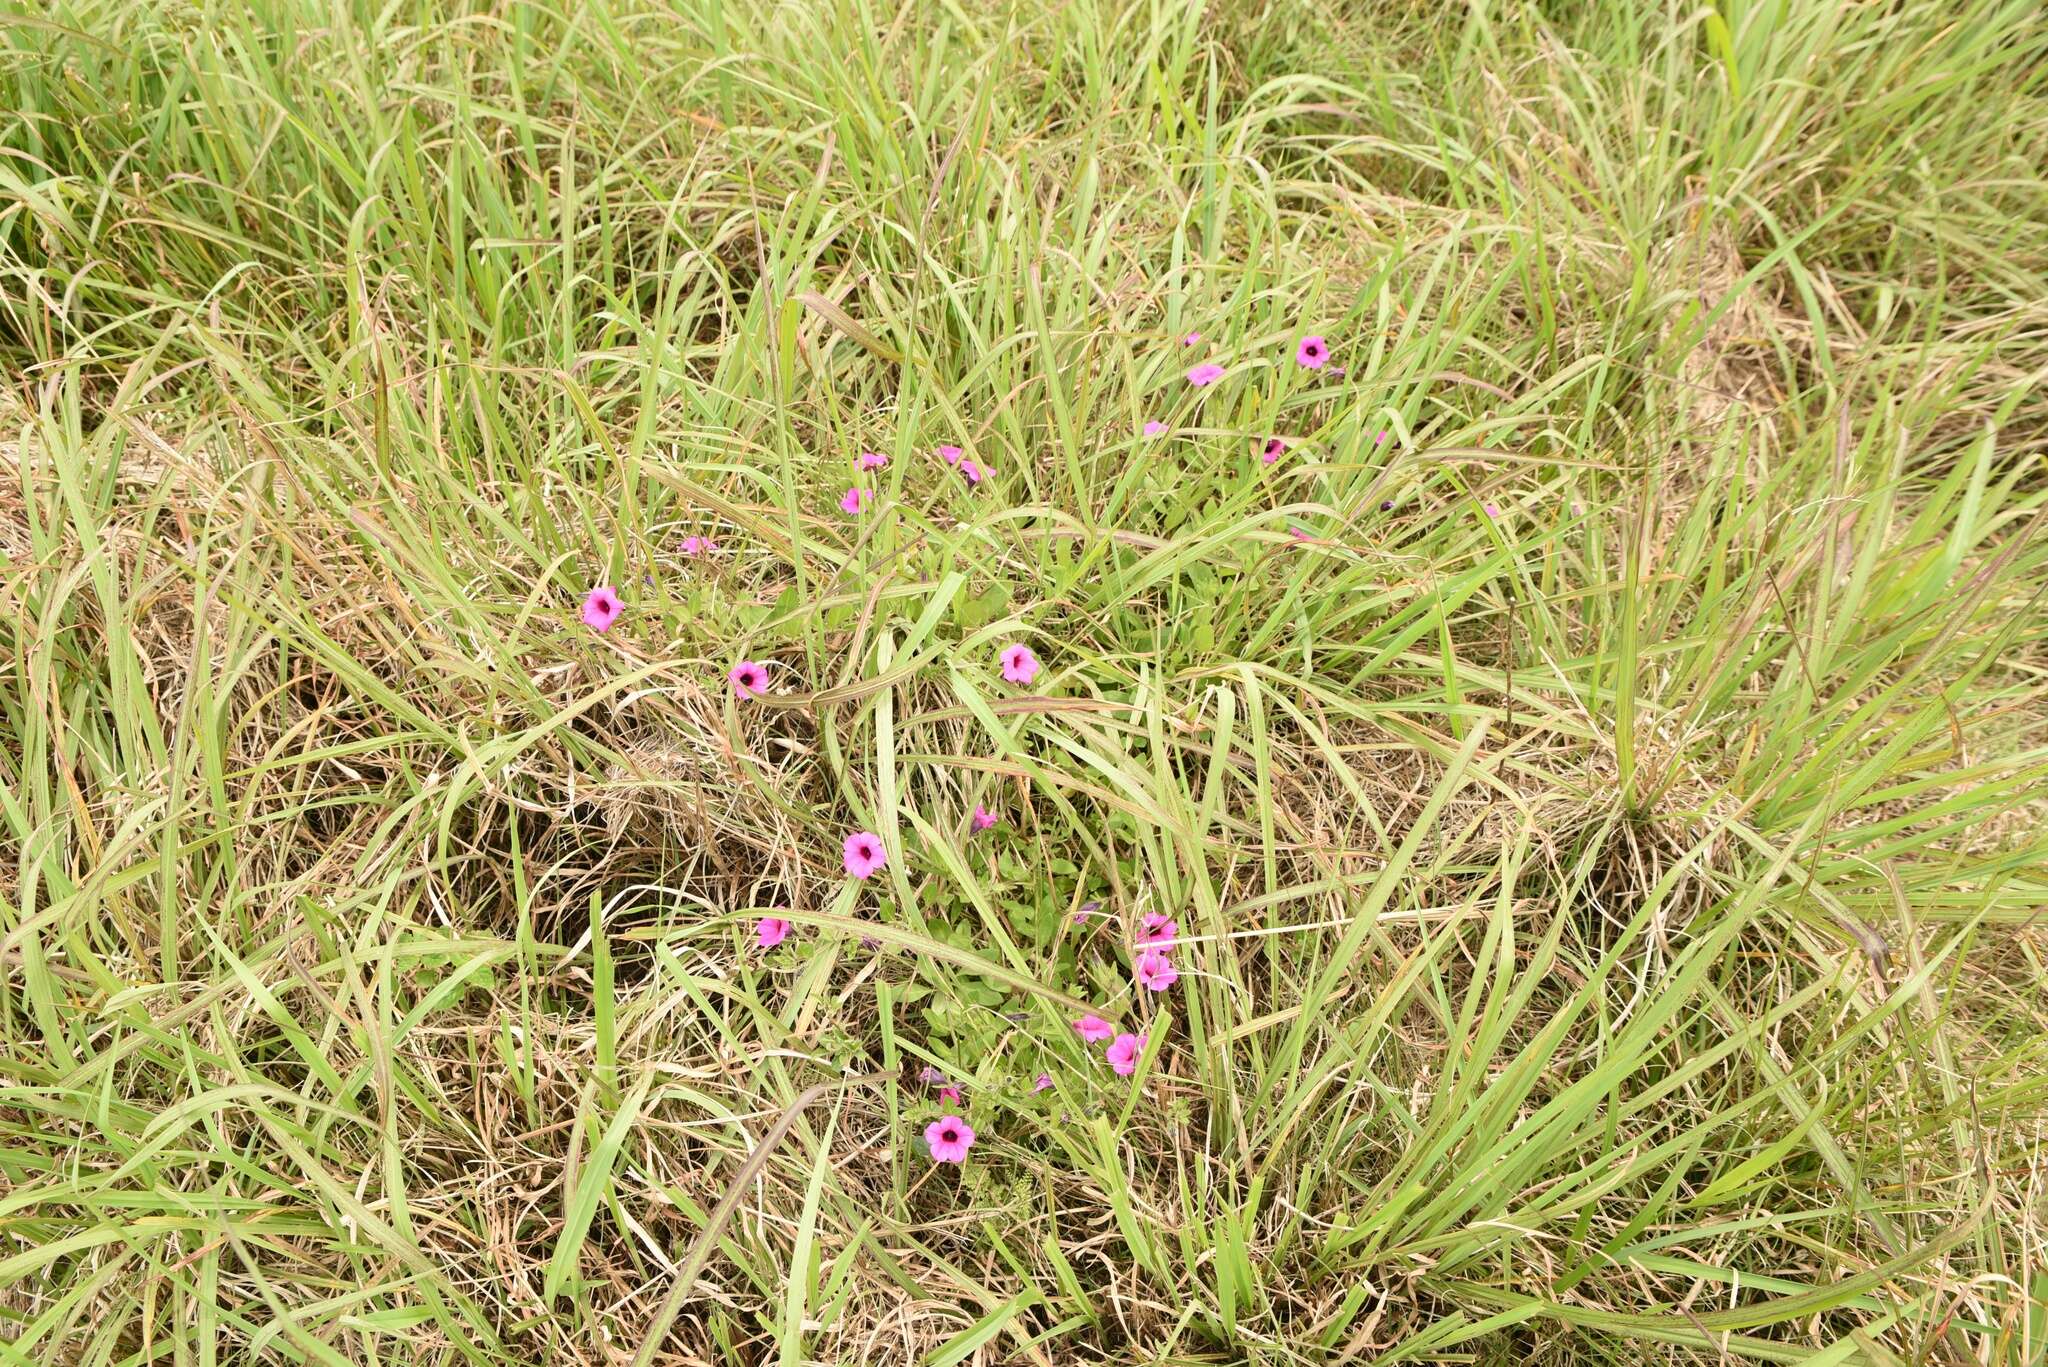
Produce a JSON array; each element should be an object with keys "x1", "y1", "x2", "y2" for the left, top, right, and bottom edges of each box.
[{"x1": 597, "y1": 321, "x2": 1363, "y2": 1178}]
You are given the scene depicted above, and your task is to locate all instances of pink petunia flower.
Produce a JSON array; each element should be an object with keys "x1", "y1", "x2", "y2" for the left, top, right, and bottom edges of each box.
[
  {"x1": 857, "y1": 451, "x2": 888, "y2": 471},
  {"x1": 1033, "y1": 1072, "x2": 1054, "y2": 1092},
  {"x1": 925, "y1": 1114, "x2": 975, "y2": 1164},
  {"x1": 937, "y1": 444, "x2": 964, "y2": 467},
  {"x1": 1074, "y1": 1014, "x2": 1115, "y2": 1043},
  {"x1": 581, "y1": 586, "x2": 623, "y2": 633},
  {"x1": 971, "y1": 805, "x2": 998, "y2": 833},
  {"x1": 999, "y1": 644, "x2": 1040, "y2": 686},
  {"x1": 1295, "y1": 335, "x2": 1329, "y2": 369},
  {"x1": 729, "y1": 661, "x2": 769, "y2": 697},
  {"x1": 839, "y1": 486, "x2": 871, "y2": 516},
  {"x1": 1483, "y1": 502, "x2": 1500, "y2": 518},
  {"x1": 1142, "y1": 420, "x2": 1168, "y2": 438},
  {"x1": 938, "y1": 1085, "x2": 963, "y2": 1103},
  {"x1": 1106, "y1": 1032, "x2": 1147, "y2": 1076},
  {"x1": 1182, "y1": 332, "x2": 1201, "y2": 347},
  {"x1": 681, "y1": 535, "x2": 718, "y2": 556},
  {"x1": 1138, "y1": 912, "x2": 1177, "y2": 948},
  {"x1": 1260, "y1": 437, "x2": 1286, "y2": 465},
  {"x1": 843, "y1": 831, "x2": 886, "y2": 879},
  {"x1": 1187, "y1": 362, "x2": 1225, "y2": 386},
  {"x1": 756, "y1": 917, "x2": 790, "y2": 949},
  {"x1": 959, "y1": 459, "x2": 984, "y2": 485},
  {"x1": 1135, "y1": 949, "x2": 1179, "y2": 992}
]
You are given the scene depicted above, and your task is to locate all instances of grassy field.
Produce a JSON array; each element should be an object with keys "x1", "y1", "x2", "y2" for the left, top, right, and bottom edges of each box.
[{"x1": 4, "y1": 0, "x2": 2048, "y2": 1362}]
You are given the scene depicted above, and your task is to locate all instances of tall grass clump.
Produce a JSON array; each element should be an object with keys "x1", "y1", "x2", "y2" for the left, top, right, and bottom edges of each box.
[{"x1": 2, "y1": 0, "x2": 2046, "y2": 1362}]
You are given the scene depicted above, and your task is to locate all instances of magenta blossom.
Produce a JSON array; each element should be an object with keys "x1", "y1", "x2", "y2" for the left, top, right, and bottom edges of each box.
[
  {"x1": 756, "y1": 917, "x2": 791, "y2": 949},
  {"x1": 1142, "y1": 420, "x2": 1168, "y2": 437},
  {"x1": 937, "y1": 444, "x2": 964, "y2": 467},
  {"x1": 959, "y1": 459, "x2": 984, "y2": 485},
  {"x1": 729, "y1": 661, "x2": 768, "y2": 697},
  {"x1": 580, "y1": 586, "x2": 623, "y2": 633},
  {"x1": 938, "y1": 1085, "x2": 963, "y2": 1104},
  {"x1": 1182, "y1": 332, "x2": 1201, "y2": 346},
  {"x1": 1187, "y1": 362, "x2": 1225, "y2": 386},
  {"x1": 1033, "y1": 1072, "x2": 1054, "y2": 1092},
  {"x1": 1483, "y1": 502, "x2": 1500, "y2": 518},
  {"x1": 924, "y1": 1115, "x2": 975, "y2": 1164},
  {"x1": 1074, "y1": 1014, "x2": 1115, "y2": 1044},
  {"x1": 681, "y1": 535, "x2": 718, "y2": 556},
  {"x1": 999, "y1": 643, "x2": 1041, "y2": 686},
  {"x1": 857, "y1": 451, "x2": 888, "y2": 471},
  {"x1": 1135, "y1": 949, "x2": 1179, "y2": 993},
  {"x1": 839, "y1": 486, "x2": 871, "y2": 516},
  {"x1": 1106, "y1": 1032, "x2": 1147, "y2": 1076},
  {"x1": 971, "y1": 805, "x2": 998, "y2": 833},
  {"x1": 1295, "y1": 335, "x2": 1329, "y2": 369},
  {"x1": 917, "y1": 1065, "x2": 945, "y2": 1085},
  {"x1": 1260, "y1": 437, "x2": 1286, "y2": 465},
  {"x1": 1290, "y1": 526, "x2": 1313, "y2": 542},
  {"x1": 1138, "y1": 913, "x2": 1177, "y2": 948},
  {"x1": 843, "y1": 831, "x2": 886, "y2": 879}
]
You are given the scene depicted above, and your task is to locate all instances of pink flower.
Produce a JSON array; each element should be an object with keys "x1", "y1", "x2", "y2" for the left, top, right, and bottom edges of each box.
[
  {"x1": 842, "y1": 831, "x2": 886, "y2": 879},
  {"x1": 839, "y1": 486, "x2": 871, "y2": 516},
  {"x1": 1187, "y1": 362, "x2": 1225, "y2": 386},
  {"x1": 1295, "y1": 335, "x2": 1329, "y2": 369},
  {"x1": 1074, "y1": 1014, "x2": 1115, "y2": 1043},
  {"x1": 1138, "y1": 913, "x2": 1177, "y2": 948},
  {"x1": 728, "y1": 661, "x2": 768, "y2": 697},
  {"x1": 1182, "y1": 332, "x2": 1201, "y2": 346},
  {"x1": 681, "y1": 535, "x2": 718, "y2": 556},
  {"x1": 1033, "y1": 1073, "x2": 1054, "y2": 1093},
  {"x1": 1290, "y1": 526, "x2": 1312, "y2": 542},
  {"x1": 925, "y1": 1115, "x2": 975, "y2": 1164},
  {"x1": 1376, "y1": 429, "x2": 1389, "y2": 445},
  {"x1": 580, "y1": 586, "x2": 623, "y2": 633},
  {"x1": 971, "y1": 805, "x2": 998, "y2": 833},
  {"x1": 938, "y1": 1085, "x2": 963, "y2": 1103},
  {"x1": 857, "y1": 451, "x2": 888, "y2": 470},
  {"x1": 1135, "y1": 949, "x2": 1179, "y2": 992},
  {"x1": 958, "y1": 459, "x2": 984, "y2": 485},
  {"x1": 1483, "y1": 502, "x2": 1500, "y2": 518},
  {"x1": 937, "y1": 444, "x2": 964, "y2": 466},
  {"x1": 917, "y1": 1065, "x2": 945, "y2": 1085},
  {"x1": 1142, "y1": 420, "x2": 1168, "y2": 438},
  {"x1": 1106, "y1": 1032, "x2": 1147, "y2": 1076},
  {"x1": 756, "y1": 917, "x2": 790, "y2": 949},
  {"x1": 1260, "y1": 437, "x2": 1286, "y2": 465},
  {"x1": 999, "y1": 643, "x2": 1040, "y2": 686}
]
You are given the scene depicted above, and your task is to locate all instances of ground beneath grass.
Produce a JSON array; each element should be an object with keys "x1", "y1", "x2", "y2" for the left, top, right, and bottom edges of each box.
[{"x1": 3, "y1": 1, "x2": 2047, "y2": 1363}]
